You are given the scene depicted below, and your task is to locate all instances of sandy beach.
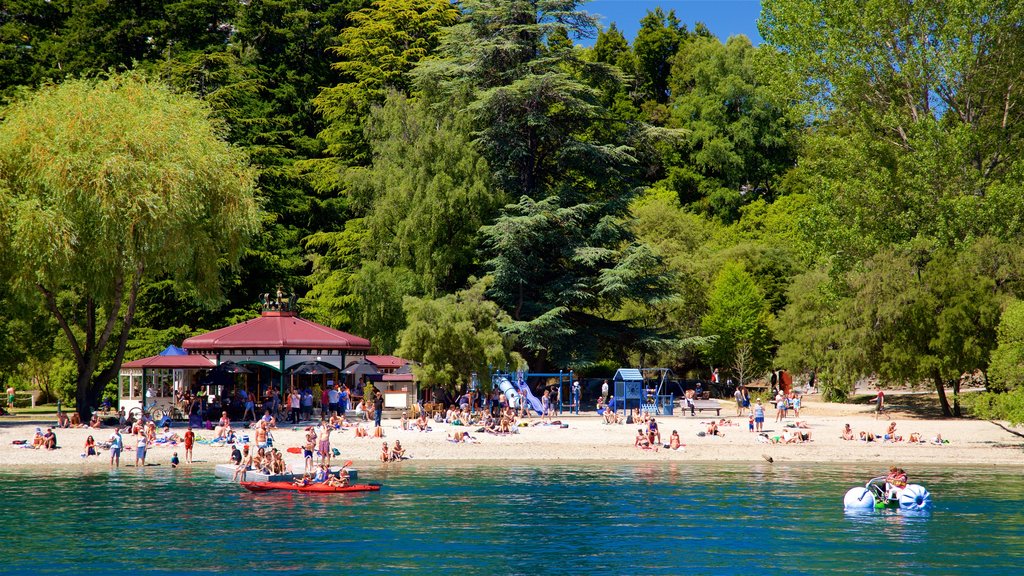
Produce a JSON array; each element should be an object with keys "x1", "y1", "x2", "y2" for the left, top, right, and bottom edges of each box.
[{"x1": 2, "y1": 397, "x2": 1023, "y2": 470}]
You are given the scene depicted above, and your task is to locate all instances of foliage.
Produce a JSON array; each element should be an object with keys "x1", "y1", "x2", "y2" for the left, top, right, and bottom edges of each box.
[
  {"x1": 700, "y1": 261, "x2": 774, "y2": 372},
  {"x1": 963, "y1": 388, "x2": 1024, "y2": 426},
  {"x1": 396, "y1": 279, "x2": 525, "y2": 393},
  {"x1": 316, "y1": 0, "x2": 459, "y2": 165},
  {"x1": 663, "y1": 34, "x2": 800, "y2": 222},
  {"x1": 0, "y1": 73, "x2": 261, "y2": 418},
  {"x1": 987, "y1": 299, "x2": 1024, "y2": 392},
  {"x1": 413, "y1": 0, "x2": 676, "y2": 368},
  {"x1": 348, "y1": 93, "x2": 499, "y2": 293}
]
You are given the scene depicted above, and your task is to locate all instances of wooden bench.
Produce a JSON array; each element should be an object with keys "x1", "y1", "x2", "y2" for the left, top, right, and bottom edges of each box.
[{"x1": 681, "y1": 399, "x2": 722, "y2": 416}]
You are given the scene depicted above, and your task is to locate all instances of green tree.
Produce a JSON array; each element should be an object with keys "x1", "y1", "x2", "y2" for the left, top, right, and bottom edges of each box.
[
  {"x1": 700, "y1": 261, "x2": 774, "y2": 373},
  {"x1": 988, "y1": 299, "x2": 1024, "y2": 392},
  {"x1": 416, "y1": 0, "x2": 675, "y2": 368},
  {"x1": 632, "y1": 7, "x2": 687, "y2": 106},
  {"x1": 663, "y1": 34, "x2": 799, "y2": 222},
  {"x1": 0, "y1": 74, "x2": 261, "y2": 419},
  {"x1": 396, "y1": 279, "x2": 525, "y2": 393},
  {"x1": 315, "y1": 0, "x2": 459, "y2": 167}
]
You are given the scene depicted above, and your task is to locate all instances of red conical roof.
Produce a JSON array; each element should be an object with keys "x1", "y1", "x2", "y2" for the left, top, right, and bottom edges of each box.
[{"x1": 182, "y1": 311, "x2": 370, "y2": 351}]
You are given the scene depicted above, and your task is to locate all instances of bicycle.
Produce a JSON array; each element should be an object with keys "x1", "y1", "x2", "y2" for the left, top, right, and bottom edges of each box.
[{"x1": 129, "y1": 400, "x2": 179, "y2": 423}]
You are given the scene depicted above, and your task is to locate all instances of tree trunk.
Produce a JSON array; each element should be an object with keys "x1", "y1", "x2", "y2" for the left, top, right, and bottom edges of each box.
[
  {"x1": 952, "y1": 375, "x2": 961, "y2": 417},
  {"x1": 931, "y1": 368, "x2": 953, "y2": 417}
]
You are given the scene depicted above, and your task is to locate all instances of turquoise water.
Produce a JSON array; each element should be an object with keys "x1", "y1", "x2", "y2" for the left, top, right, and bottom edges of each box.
[{"x1": 2, "y1": 462, "x2": 1022, "y2": 574}]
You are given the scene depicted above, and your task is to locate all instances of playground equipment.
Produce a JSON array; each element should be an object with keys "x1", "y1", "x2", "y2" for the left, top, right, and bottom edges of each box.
[
  {"x1": 610, "y1": 368, "x2": 675, "y2": 416},
  {"x1": 492, "y1": 370, "x2": 574, "y2": 414}
]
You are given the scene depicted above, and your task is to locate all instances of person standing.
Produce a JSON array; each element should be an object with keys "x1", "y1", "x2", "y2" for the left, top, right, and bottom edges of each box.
[
  {"x1": 327, "y1": 384, "x2": 340, "y2": 418},
  {"x1": 6, "y1": 385, "x2": 15, "y2": 412},
  {"x1": 571, "y1": 380, "x2": 581, "y2": 414},
  {"x1": 339, "y1": 385, "x2": 349, "y2": 417},
  {"x1": 320, "y1": 386, "x2": 329, "y2": 419},
  {"x1": 301, "y1": 388, "x2": 313, "y2": 421},
  {"x1": 135, "y1": 432, "x2": 148, "y2": 467},
  {"x1": 373, "y1": 390, "x2": 384, "y2": 429},
  {"x1": 753, "y1": 400, "x2": 765, "y2": 433},
  {"x1": 734, "y1": 386, "x2": 745, "y2": 416},
  {"x1": 109, "y1": 430, "x2": 123, "y2": 467},
  {"x1": 601, "y1": 380, "x2": 609, "y2": 404},
  {"x1": 184, "y1": 426, "x2": 195, "y2": 464},
  {"x1": 875, "y1": 387, "x2": 885, "y2": 419},
  {"x1": 289, "y1": 388, "x2": 301, "y2": 424}
]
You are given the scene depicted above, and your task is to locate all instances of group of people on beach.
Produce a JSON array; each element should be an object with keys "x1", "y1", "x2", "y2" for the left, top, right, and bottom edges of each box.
[{"x1": 842, "y1": 421, "x2": 945, "y2": 445}]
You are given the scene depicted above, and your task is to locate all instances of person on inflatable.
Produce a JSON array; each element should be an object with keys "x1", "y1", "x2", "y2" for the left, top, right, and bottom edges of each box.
[{"x1": 884, "y1": 466, "x2": 908, "y2": 499}]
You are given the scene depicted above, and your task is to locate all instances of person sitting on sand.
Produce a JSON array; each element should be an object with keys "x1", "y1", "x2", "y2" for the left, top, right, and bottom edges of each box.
[
  {"x1": 647, "y1": 417, "x2": 661, "y2": 445},
  {"x1": 416, "y1": 412, "x2": 430, "y2": 432},
  {"x1": 932, "y1": 433, "x2": 944, "y2": 445},
  {"x1": 31, "y1": 428, "x2": 45, "y2": 448},
  {"x1": 57, "y1": 411, "x2": 70, "y2": 429},
  {"x1": 706, "y1": 421, "x2": 723, "y2": 437},
  {"x1": 883, "y1": 421, "x2": 901, "y2": 442},
  {"x1": 69, "y1": 412, "x2": 85, "y2": 428},
  {"x1": 42, "y1": 428, "x2": 57, "y2": 450},
  {"x1": 379, "y1": 441, "x2": 392, "y2": 462},
  {"x1": 83, "y1": 435, "x2": 97, "y2": 457},
  {"x1": 400, "y1": 412, "x2": 409, "y2": 430},
  {"x1": 372, "y1": 425, "x2": 385, "y2": 438},
  {"x1": 635, "y1": 429, "x2": 652, "y2": 449},
  {"x1": 391, "y1": 440, "x2": 406, "y2": 461},
  {"x1": 603, "y1": 409, "x2": 619, "y2": 425},
  {"x1": 260, "y1": 409, "x2": 277, "y2": 429},
  {"x1": 860, "y1": 431, "x2": 876, "y2": 442},
  {"x1": 354, "y1": 423, "x2": 368, "y2": 437},
  {"x1": 841, "y1": 424, "x2": 855, "y2": 441},
  {"x1": 668, "y1": 430, "x2": 683, "y2": 451},
  {"x1": 89, "y1": 414, "x2": 103, "y2": 429}
]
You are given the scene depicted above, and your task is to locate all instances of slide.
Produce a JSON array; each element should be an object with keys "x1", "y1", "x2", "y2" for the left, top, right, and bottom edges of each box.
[
  {"x1": 497, "y1": 378, "x2": 522, "y2": 409},
  {"x1": 513, "y1": 379, "x2": 544, "y2": 415}
]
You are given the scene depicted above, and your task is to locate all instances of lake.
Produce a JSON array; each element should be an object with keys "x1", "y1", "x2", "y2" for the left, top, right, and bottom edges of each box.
[{"x1": 2, "y1": 462, "x2": 1022, "y2": 574}]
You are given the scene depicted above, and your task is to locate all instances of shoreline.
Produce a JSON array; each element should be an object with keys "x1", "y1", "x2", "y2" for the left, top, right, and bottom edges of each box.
[{"x1": 3, "y1": 398, "x2": 1023, "y2": 469}]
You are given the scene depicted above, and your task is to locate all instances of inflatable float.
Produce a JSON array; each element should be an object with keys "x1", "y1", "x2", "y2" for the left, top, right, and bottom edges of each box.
[
  {"x1": 843, "y1": 476, "x2": 931, "y2": 512},
  {"x1": 241, "y1": 481, "x2": 380, "y2": 494}
]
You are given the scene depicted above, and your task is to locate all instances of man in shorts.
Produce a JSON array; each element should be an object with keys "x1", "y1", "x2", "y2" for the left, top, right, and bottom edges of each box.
[{"x1": 6, "y1": 385, "x2": 15, "y2": 411}]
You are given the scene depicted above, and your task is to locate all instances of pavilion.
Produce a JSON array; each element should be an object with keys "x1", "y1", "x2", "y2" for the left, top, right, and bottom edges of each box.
[
  {"x1": 117, "y1": 292, "x2": 373, "y2": 415},
  {"x1": 181, "y1": 292, "x2": 371, "y2": 395}
]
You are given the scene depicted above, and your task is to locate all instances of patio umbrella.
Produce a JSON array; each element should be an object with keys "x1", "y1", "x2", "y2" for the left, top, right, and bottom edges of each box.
[
  {"x1": 215, "y1": 361, "x2": 252, "y2": 374},
  {"x1": 289, "y1": 361, "x2": 335, "y2": 375},
  {"x1": 341, "y1": 359, "x2": 379, "y2": 379}
]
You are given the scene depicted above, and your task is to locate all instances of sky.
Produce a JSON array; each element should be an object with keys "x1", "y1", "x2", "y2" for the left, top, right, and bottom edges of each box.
[{"x1": 584, "y1": 0, "x2": 763, "y2": 45}]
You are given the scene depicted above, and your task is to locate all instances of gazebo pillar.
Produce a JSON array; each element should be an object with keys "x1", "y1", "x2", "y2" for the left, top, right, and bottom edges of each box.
[{"x1": 279, "y1": 349, "x2": 286, "y2": 395}]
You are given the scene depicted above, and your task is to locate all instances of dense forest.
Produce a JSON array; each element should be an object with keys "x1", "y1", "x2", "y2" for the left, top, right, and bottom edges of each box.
[{"x1": 2, "y1": 0, "x2": 1024, "y2": 420}]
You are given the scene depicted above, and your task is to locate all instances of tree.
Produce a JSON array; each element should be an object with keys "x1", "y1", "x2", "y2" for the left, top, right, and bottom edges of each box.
[
  {"x1": 396, "y1": 279, "x2": 525, "y2": 393},
  {"x1": 663, "y1": 34, "x2": 799, "y2": 222},
  {"x1": 700, "y1": 261, "x2": 774, "y2": 372},
  {"x1": 762, "y1": 0, "x2": 1024, "y2": 412},
  {"x1": 416, "y1": 0, "x2": 676, "y2": 368},
  {"x1": 315, "y1": 0, "x2": 459, "y2": 167},
  {"x1": 0, "y1": 74, "x2": 261, "y2": 419},
  {"x1": 988, "y1": 299, "x2": 1024, "y2": 392},
  {"x1": 632, "y1": 7, "x2": 687, "y2": 106}
]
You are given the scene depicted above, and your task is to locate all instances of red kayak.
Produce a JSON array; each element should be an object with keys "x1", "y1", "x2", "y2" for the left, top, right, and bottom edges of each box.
[{"x1": 241, "y1": 481, "x2": 380, "y2": 494}]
